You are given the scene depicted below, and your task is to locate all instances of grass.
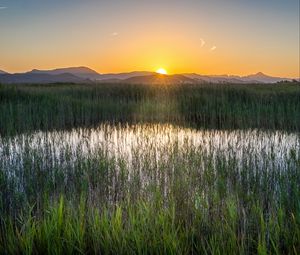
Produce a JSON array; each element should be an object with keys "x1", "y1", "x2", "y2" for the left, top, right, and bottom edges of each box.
[
  {"x1": 2, "y1": 196, "x2": 299, "y2": 254},
  {"x1": 0, "y1": 82, "x2": 299, "y2": 135},
  {"x1": 0, "y1": 82, "x2": 299, "y2": 254},
  {"x1": 0, "y1": 124, "x2": 299, "y2": 254}
]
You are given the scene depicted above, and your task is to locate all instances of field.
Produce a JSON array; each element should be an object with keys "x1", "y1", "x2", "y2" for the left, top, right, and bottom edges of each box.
[{"x1": 0, "y1": 82, "x2": 300, "y2": 254}]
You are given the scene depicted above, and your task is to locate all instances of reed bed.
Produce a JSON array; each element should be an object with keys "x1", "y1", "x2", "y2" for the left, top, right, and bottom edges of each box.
[
  {"x1": 1, "y1": 82, "x2": 299, "y2": 136},
  {"x1": 0, "y1": 124, "x2": 299, "y2": 254}
]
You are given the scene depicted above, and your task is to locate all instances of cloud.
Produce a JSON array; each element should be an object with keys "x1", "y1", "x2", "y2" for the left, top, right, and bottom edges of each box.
[
  {"x1": 200, "y1": 38, "x2": 205, "y2": 47},
  {"x1": 111, "y1": 32, "x2": 118, "y2": 36},
  {"x1": 0, "y1": 6, "x2": 7, "y2": 10},
  {"x1": 210, "y1": 46, "x2": 217, "y2": 51}
]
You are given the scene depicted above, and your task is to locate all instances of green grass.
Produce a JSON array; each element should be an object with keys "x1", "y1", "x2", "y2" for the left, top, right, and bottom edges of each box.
[
  {"x1": 0, "y1": 82, "x2": 299, "y2": 135},
  {"x1": 0, "y1": 82, "x2": 299, "y2": 254},
  {"x1": 0, "y1": 124, "x2": 299, "y2": 254},
  {"x1": 2, "y1": 196, "x2": 299, "y2": 255}
]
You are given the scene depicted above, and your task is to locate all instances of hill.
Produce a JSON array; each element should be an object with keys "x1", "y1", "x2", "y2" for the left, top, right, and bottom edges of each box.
[
  {"x1": 0, "y1": 66, "x2": 296, "y2": 84},
  {"x1": 183, "y1": 72, "x2": 292, "y2": 84},
  {"x1": 0, "y1": 73, "x2": 89, "y2": 84},
  {"x1": 98, "y1": 71, "x2": 155, "y2": 80},
  {"x1": 29, "y1": 66, "x2": 101, "y2": 80},
  {"x1": 243, "y1": 72, "x2": 291, "y2": 83}
]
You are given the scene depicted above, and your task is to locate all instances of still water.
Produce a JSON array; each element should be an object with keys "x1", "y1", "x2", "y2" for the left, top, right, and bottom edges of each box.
[{"x1": 1, "y1": 123, "x2": 299, "y2": 173}]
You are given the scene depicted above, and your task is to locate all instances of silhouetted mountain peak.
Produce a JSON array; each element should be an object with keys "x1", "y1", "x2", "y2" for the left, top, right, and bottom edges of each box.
[
  {"x1": 30, "y1": 66, "x2": 99, "y2": 74},
  {"x1": 242, "y1": 72, "x2": 290, "y2": 83},
  {"x1": 98, "y1": 71, "x2": 155, "y2": 80},
  {"x1": 0, "y1": 72, "x2": 90, "y2": 84},
  {"x1": 249, "y1": 72, "x2": 269, "y2": 78},
  {"x1": 28, "y1": 66, "x2": 101, "y2": 80}
]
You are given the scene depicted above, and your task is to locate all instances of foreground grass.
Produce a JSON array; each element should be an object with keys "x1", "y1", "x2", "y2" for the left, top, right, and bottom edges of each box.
[
  {"x1": 0, "y1": 125, "x2": 299, "y2": 254},
  {"x1": 1, "y1": 196, "x2": 299, "y2": 255},
  {"x1": 0, "y1": 82, "x2": 299, "y2": 135}
]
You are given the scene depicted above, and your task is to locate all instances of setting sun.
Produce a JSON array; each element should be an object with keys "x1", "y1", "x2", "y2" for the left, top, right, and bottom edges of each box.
[{"x1": 156, "y1": 68, "x2": 167, "y2": 75}]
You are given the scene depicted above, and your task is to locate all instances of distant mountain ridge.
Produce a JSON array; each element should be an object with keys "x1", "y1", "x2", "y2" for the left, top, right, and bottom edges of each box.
[
  {"x1": 243, "y1": 72, "x2": 287, "y2": 83},
  {"x1": 0, "y1": 72, "x2": 90, "y2": 84},
  {"x1": 0, "y1": 67, "x2": 298, "y2": 84},
  {"x1": 28, "y1": 66, "x2": 101, "y2": 80},
  {"x1": 27, "y1": 68, "x2": 155, "y2": 81},
  {"x1": 99, "y1": 71, "x2": 155, "y2": 80},
  {"x1": 183, "y1": 72, "x2": 294, "y2": 84}
]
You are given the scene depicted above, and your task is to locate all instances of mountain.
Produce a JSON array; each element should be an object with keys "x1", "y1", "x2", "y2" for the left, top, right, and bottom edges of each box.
[
  {"x1": 97, "y1": 71, "x2": 155, "y2": 80},
  {"x1": 28, "y1": 68, "x2": 155, "y2": 81},
  {"x1": 242, "y1": 72, "x2": 291, "y2": 83},
  {"x1": 0, "y1": 66, "x2": 296, "y2": 84},
  {"x1": 121, "y1": 74, "x2": 196, "y2": 85},
  {"x1": 184, "y1": 72, "x2": 292, "y2": 84},
  {"x1": 29, "y1": 66, "x2": 101, "y2": 80},
  {"x1": 0, "y1": 73, "x2": 89, "y2": 84},
  {"x1": 183, "y1": 73, "x2": 248, "y2": 84}
]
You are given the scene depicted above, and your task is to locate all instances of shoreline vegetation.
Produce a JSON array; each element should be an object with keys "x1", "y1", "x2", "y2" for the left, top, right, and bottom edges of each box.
[
  {"x1": 0, "y1": 82, "x2": 299, "y2": 254},
  {"x1": 0, "y1": 82, "x2": 299, "y2": 136}
]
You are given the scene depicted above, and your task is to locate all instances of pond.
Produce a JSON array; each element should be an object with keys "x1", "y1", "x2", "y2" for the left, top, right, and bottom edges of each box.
[{"x1": 1, "y1": 123, "x2": 299, "y2": 207}]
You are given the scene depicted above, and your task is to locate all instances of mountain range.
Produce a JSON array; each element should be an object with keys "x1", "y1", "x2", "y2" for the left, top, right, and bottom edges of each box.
[{"x1": 0, "y1": 67, "x2": 298, "y2": 84}]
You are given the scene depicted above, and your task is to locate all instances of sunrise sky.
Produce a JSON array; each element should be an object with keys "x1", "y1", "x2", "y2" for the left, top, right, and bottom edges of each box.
[{"x1": 0, "y1": 0, "x2": 299, "y2": 77}]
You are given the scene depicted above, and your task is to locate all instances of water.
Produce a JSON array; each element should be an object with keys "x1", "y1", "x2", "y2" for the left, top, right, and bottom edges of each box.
[
  {"x1": 0, "y1": 123, "x2": 299, "y2": 209},
  {"x1": 1, "y1": 123, "x2": 299, "y2": 176}
]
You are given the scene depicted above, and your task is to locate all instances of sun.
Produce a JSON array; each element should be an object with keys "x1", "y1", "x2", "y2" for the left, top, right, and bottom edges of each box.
[{"x1": 156, "y1": 68, "x2": 167, "y2": 75}]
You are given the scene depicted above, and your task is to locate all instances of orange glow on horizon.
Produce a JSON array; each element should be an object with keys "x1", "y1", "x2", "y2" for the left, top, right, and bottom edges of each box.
[
  {"x1": 0, "y1": 1, "x2": 298, "y2": 78},
  {"x1": 0, "y1": 19, "x2": 298, "y2": 78}
]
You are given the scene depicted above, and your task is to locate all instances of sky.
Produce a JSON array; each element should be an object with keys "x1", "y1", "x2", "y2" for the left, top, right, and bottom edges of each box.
[{"x1": 0, "y1": 0, "x2": 299, "y2": 77}]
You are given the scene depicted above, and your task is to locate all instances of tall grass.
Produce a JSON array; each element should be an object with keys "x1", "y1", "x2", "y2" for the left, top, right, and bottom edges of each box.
[
  {"x1": 0, "y1": 82, "x2": 299, "y2": 254},
  {"x1": 0, "y1": 124, "x2": 299, "y2": 254},
  {"x1": 0, "y1": 82, "x2": 299, "y2": 135}
]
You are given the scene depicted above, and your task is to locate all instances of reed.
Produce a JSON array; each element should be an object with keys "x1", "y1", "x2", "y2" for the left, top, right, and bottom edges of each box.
[
  {"x1": 0, "y1": 82, "x2": 299, "y2": 136},
  {"x1": 0, "y1": 124, "x2": 299, "y2": 254}
]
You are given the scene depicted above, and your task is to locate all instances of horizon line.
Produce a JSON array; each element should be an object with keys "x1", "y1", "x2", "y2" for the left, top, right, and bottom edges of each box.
[{"x1": 1, "y1": 66, "x2": 299, "y2": 79}]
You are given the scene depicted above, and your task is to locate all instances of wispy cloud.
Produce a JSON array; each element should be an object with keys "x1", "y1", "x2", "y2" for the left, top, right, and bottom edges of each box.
[
  {"x1": 200, "y1": 38, "x2": 205, "y2": 47},
  {"x1": 111, "y1": 32, "x2": 118, "y2": 36},
  {"x1": 210, "y1": 46, "x2": 217, "y2": 51},
  {"x1": 0, "y1": 6, "x2": 7, "y2": 10}
]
